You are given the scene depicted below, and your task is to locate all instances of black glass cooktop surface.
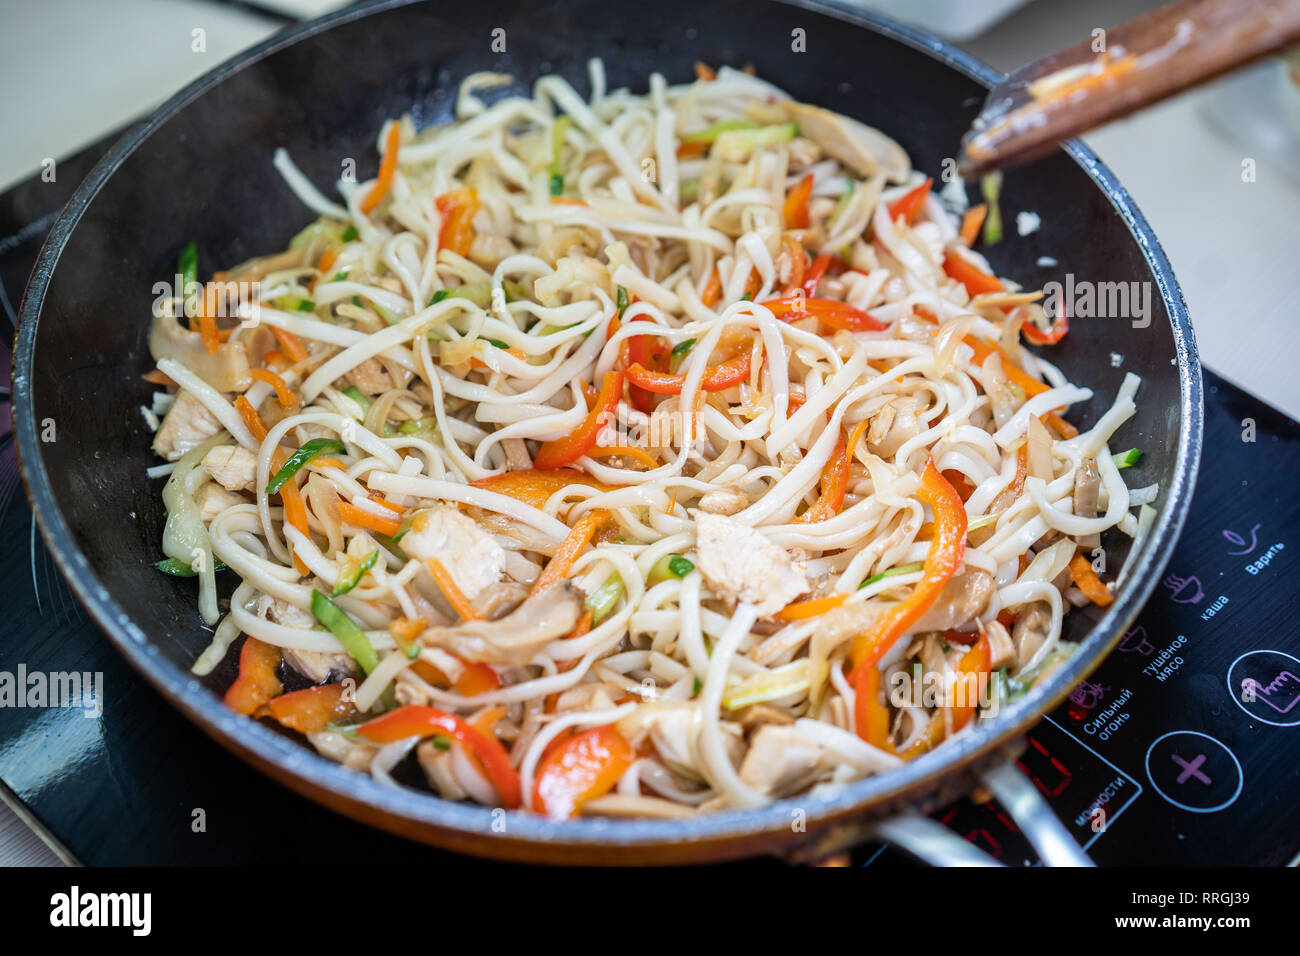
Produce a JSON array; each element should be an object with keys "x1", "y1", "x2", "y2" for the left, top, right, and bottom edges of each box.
[{"x1": 3, "y1": 139, "x2": 1297, "y2": 867}]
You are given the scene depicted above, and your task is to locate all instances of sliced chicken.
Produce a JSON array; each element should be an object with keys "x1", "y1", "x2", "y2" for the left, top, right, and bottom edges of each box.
[
  {"x1": 865, "y1": 395, "x2": 927, "y2": 459},
  {"x1": 697, "y1": 487, "x2": 748, "y2": 516},
  {"x1": 468, "y1": 233, "x2": 518, "y2": 270},
  {"x1": 694, "y1": 512, "x2": 809, "y2": 616},
  {"x1": 914, "y1": 568, "x2": 995, "y2": 633},
  {"x1": 1011, "y1": 602, "x2": 1052, "y2": 674},
  {"x1": 779, "y1": 101, "x2": 911, "y2": 183},
  {"x1": 195, "y1": 483, "x2": 246, "y2": 521},
  {"x1": 255, "y1": 592, "x2": 356, "y2": 682},
  {"x1": 307, "y1": 730, "x2": 377, "y2": 771},
  {"x1": 343, "y1": 357, "x2": 394, "y2": 396},
  {"x1": 152, "y1": 390, "x2": 222, "y2": 461},
  {"x1": 400, "y1": 505, "x2": 506, "y2": 599},
  {"x1": 739, "y1": 723, "x2": 829, "y2": 798},
  {"x1": 419, "y1": 582, "x2": 583, "y2": 666},
  {"x1": 985, "y1": 620, "x2": 1016, "y2": 671},
  {"x1": 201, "y1": 444, "x2": 258, "y2": 491}
]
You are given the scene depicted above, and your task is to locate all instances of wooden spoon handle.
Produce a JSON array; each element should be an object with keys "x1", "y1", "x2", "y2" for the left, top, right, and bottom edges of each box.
[{"x1": 958, "y1": 0, "x2": 1300, "y2": 177}]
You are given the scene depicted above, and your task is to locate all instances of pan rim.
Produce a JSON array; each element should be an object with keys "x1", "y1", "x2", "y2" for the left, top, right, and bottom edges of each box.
[{"x1": 11, "y1": 0, "x2": 1202, "y2": 856}]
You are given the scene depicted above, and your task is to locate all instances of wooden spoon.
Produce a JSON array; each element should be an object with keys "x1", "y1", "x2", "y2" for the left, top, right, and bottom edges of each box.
[{"x1": 958, "y1": 0, "x2": 1300, "y2": 178}]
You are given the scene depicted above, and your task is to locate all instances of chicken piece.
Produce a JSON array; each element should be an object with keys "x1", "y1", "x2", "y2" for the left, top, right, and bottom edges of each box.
[
  {"x1": 255, "y1": 593, "x2": 355, "y2": 683},
  {"x1": 468, "y1": 233, "x2": 518, "y2": 270},
  {"x1": 739, "y1": 724, "x2": 829, "y2": 797},
  {"x1": 400, "y1": 505, "x2": 506, "y2": 599},
  {"x1": 308, "y1": 730, "x2": 378, "y2": 771},
  {"x1": 697, "y1": 487, "x2": 748, "y2": 516},
  {"x1": 646, "y1": 704, "x2": 743, "y2": 780},
  {"x1": 152, "y1": 390, "x2": 222, "y2": 461},
  {"x1": 985, "y1": 620, "x2": 1016, "y2": 671},
  {"x1": 694, "y1": 512, "x2": 809, "y2": 617},
  {"x1": 343, "y1": 357, "x2": 394, "y2": 397},
  {"x1": 913, "y1": 568, "x2": 995, "y2": 633},
  {"x1": 779, "y1": 101, "x2": 911, "y2": 183},
  {"x1": 195, "y1": 483, "x2": 246, "y2": 521},
  {"x1": 416, "y1": 741, "x2": 469, "y2": 801},
  {"x1": 201, "y1": 444, "x2": 258, "y2": 491},
  {"x1": 865, "y1": 395, "x2": 927, "y2": 459},
  {"x1": 731, "y1": 702, "x2": 797, "y2": 733},
  {"x1": 1011, "y1": 602, "x2": 1052, "y2": 674},
  {"x1": 420, "y1": 582, "x2": 583, "y2": 666},
  {"x1": 1073, "y1": 458, "x2": 1101, "y2": 550}
]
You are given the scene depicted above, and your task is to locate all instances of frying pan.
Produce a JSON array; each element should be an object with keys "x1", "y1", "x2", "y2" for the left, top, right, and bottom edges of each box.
[{"x1": 11, "y1": 0, "x2": 1202, "y2": 864}]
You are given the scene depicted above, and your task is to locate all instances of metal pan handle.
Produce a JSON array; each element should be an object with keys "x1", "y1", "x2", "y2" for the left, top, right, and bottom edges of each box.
[{"x1": 869, "y1": 760, "x2": 1094, "y2": 867}]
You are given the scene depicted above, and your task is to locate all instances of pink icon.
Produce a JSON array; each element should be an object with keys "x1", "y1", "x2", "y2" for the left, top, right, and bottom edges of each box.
[
  {"x1": 1172, "y1": 753, "x2": 1212, "y2": 785},
  {"x1": 1222, "y1": 523, "x2": 1261, "y2": 556},
  {"x1": 1069, "y1": 679, "x2": 1109, "y2": 710},
  {"x1": 1118, "y1": 626, "x2": 1155, "y2": 655},
  {"x1": 1243, "y1": 671, "x2": 1300, "y2": 714},
  {"x1": 1163, "y1": 573, "x2": 1204, "y2": 604}
]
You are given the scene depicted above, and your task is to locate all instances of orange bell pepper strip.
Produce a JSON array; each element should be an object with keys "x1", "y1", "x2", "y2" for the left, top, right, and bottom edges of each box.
[
  {"x1": 849, "y1": 457, "x2": 967, "y2": 738},
  {"x1": 774, "y1": 592, "x2": 850, "y2": 622},
  {"x1": 901, "y1": 633, "x2": 991, "y2": 759},
  {"x1": 532, "y1": 724, "x2": 637, "y2": 817},
  {"x1": 959, "y1": 204, "x2": 988, "y2": 246},
  {"x1": 1020, "y1": 309, "x2": 1070, "y2": 345},
  {"x1": 942, "y1": 249, "x2": 1004, "y2": 297},
  {"x1": 235, "y1": 396, "x2": 310, "y2": 574},
  {"x1": 533, "y1": 370, "x2": 624, "y2": 469},
  {"x1": 1069, "y1": 553, "x2": 1114, "y2": 607},
  {"x1": 436, "y1": 187, "x2": 480, "y2": 257},
  {"x1": 625, "y1": 350, "x2": 750, "y2": 394},
  {"x1": 794, "y1": 430, "x2": 849, "y2": 524},
  {"x1": 855, "y1": 664, "x2": 896, "y2": 754},
  {"x1": 783, "y1": 172, "x2": 814, "y2": 228},
  {"x1": 258, "y1": 682, "x2": 354, "y2": 734},
  {"x1": 887, "y1": 177, "x2": 932, "y2": 223},
  {"x1": 361, "y1": 120, "x2": 402, "y2": 214},
  {"x1": 471, "y1": 468, "x2": 614, "y2": 508},
  {"x1": 456, "y1": 661, "x2": 502, "y2": 697},
  {"x1": 531, "y1": 508, "x2": 610, "y2": 595},
  {"x1": 270, "y1": 326, "x2": 310, "y2": 363},
  {"x1": 358, "y1": 705, "x2": 522, "y2": 808},
  {"x1": 699, "y1": 266, "x2": 722, "y2": 308},
  {"x1": 223, "y1": 637, "x2": 283, "y2": 715},
  {"x1": 760, "y1": 295, "x2": 888, "y2": 332}
]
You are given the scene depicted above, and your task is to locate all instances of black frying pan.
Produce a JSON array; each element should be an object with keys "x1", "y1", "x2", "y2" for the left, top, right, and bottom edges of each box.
[{"x1": 11, "y1": 0, "x2": 1202, "y2": 864}]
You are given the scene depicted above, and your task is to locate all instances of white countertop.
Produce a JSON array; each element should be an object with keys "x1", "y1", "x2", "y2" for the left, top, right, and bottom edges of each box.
[{"x1": 1, "y1": 0, "x2": 1297, "y2": 865}]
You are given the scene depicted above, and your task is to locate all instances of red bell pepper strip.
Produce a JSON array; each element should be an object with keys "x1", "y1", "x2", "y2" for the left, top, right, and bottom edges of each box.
[
  {"x1": 794, "y1": 430, "x2": 849, "y2": 524},
  {"x1": 900, "y1": 632, "x2": 991, "y2": 759},
  {"x1": 761, "y1": 295, "x2": 887, "y2": 332},
  {"x1": 259, "y1": 682, "x2": 354, "y2": 734},
  {"x1": 621, "y1": 318, "x2": 663, "y2": 414},
  {"x1": 224, "y1": 637, "x2": 283, "y2": 715},
  {"x1": 532, "y1": 724, "x2": 637, "y2": 817},
  {"x1": 783, "y1": 172, "x2": 814, "y2": 229},
  {"x1": 850, "y1": 457, "x2": 967, "y2": 739},
  {"x1": 358, "y1": 705, "x2": 522, "y2": 808},
  {"x1": 942, "y1": 249, "x2": 1004, "y2": 297},
  {"x1": 625, "y1": 350, "x2": 751, "y2": 394},
  {"x1": 1020, "y1": 309, "x2": 1070, "y2": 345},
  {"x1": 802, "y1": 253, "x2": 833, "y2": 297},
  {"x1": 887, "y1": 177, "x2": 933, "y2": 224},
  {"x1": 436, "y1": 187, "x2": 480, "y2": 257},
  {"x1": 533, "y1": 370, "x2": 624, "y2": 469}
]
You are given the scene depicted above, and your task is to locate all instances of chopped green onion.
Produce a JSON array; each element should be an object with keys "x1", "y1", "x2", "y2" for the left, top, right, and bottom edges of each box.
[
  {"x1": 331, "y1": 271, "x2": 348, "y2": 282},
  {"x1": 178, "y1": 241, "x2": 199, "y2": 316},
  {"x1": 332, "y1": 549, "x2": 379, "y2": 597},
  {"x1": 390, "y1": 516, "x2": 414, "y2": 544},
  {"x1": 692, "y1": 676, "x2": 702, "y2": 696},
  {"x1": 678, "y1": 178, "x2": 700, "y2": 203},
  {"x1": 430, "y1": 289, "x2": 451, "y2": 305},
  {"x1": 722, "y1": 660, "x2": 811, "y2": 710},
  {"x1": 341, "y1": 385, "x2": 371, "y2": 418},
  {"x1": 648, "y1": 554, "x2": 695, "y2": 586},
  {"x1": 277, "y1": 295, "x2": 317, "y2": 312},
  {"x1": 266, "y1": 438, "x2": 346, "y2": 494},
  {"x1": 1114, "y1": 448, "x2": 1143, "y2": 469},
  {"x1": 155, "y1": 555, "x2": 226, "y2": 577},
  {"x1": 309, "y1": 591, "x2": 379, "y2": 674},
  {"x1": 616, "y1": 285, "x2": 629, "y2": 317},
  {"x1": 680, "y1": 119, "x2": 759, "y2": 144},
  {"x1": 669, "y1": 338, "x2": 695, "y2": 373},
  {"x1": 485, "y1": 338, "x2": 510, "y2": 349},
  {"x1": 397, "y1": 416, "x2": 437, "y2": 435},
  {"x1": 586, "y1": 574, "x2": 625, "y2": 625},
  {"x1": 711, "y1": 122, "x2": 797, "y2": 162},
  {"x1": 860, "y1": 561, "x2": 924, "y2": 589},
  {"x1": 341, "y1": 224, "x2": 359, "y2": 242},
  {"x1": 549, "y1": 115, "x2": 573, "y2": 196},
  {"x1": 980, "y1": 171, "x2": 1003, "y2": 245},
  {"x1": 966, "y1": 511, "x2": 1003, "y2": 533}
]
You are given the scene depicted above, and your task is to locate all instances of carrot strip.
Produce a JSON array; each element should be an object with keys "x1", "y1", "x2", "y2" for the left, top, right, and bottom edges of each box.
[
  {"x1": 249, "y1": 367, "x2": 297, "y2": 408},
  {"x1": 427, "y1": 557, "x2": 483, "y2": 621},
  {"x1": 531, "y1": 509, "x2": 609, "y2": 595},
  {"x1": 337, "y1": 500, "x2": 402, "y2": 537},
  {"x1": 361, "y1": 120, "x2": 402, "y2": 214},
  {"x1": 234, "y1": 395, "x2": 269, "y2": 443},
  {"x1": 1069, "y1": 553, "x2": 1114, "y2": 606},
  {"x1": 197, "y1": 284, "x2": 221, "y2": 355},
  {"x1": 270, "y1": 326, "x2": 310, "y2": 363},
  {"x1": 700, "y1": 266, "x2": 722, "y2": 308},
  {"x1": 959, "y1": 204, "x2": 988, "y2": 246},
  {"x1": 367, "y1": 495, "x2": 405, "y2": 513},
  {"x1": 774, "y1": 592, "x2": 850, "y2": 622},
  {"x1": 1044, "y1": 411, "x2": 1079, "y2": 439},
  {"x1": 279, "y1": 477, "x2": 311, "y2": 575},
  {"x1": 142, "y1": 369, "x2": 177, "y2": 387}
]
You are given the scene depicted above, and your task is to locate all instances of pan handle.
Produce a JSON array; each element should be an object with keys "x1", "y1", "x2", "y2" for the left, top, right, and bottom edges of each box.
[{"x1": 866, "y1": 761, "x2": 1094, "y2": 867}]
